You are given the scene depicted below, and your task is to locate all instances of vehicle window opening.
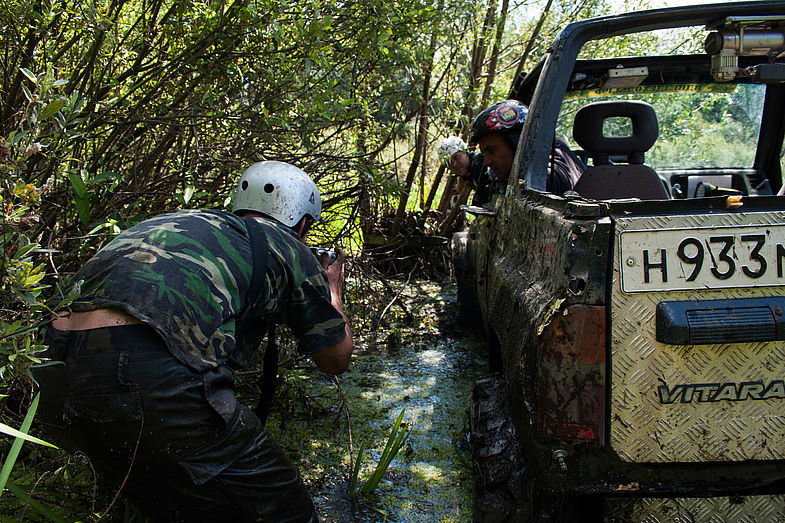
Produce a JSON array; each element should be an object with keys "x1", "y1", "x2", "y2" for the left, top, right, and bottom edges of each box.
[{"x1": 602, "y1": 117, "x2": 633, "y2": 138}]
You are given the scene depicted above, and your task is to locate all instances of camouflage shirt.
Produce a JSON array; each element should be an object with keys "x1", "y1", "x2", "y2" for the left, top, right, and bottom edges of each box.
[{"x1": 69, "y1": 209, "x2": 346, "y2": 372}]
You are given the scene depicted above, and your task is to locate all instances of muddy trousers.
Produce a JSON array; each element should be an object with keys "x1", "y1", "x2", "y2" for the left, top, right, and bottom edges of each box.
[{"x1": 33, "y1": 325, "x2": 317, "y2": 522}]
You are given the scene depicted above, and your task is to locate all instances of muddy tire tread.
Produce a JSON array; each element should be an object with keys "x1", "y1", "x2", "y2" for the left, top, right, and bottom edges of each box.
[{"x1": 471, "y1": 374, "x2": 531, "y2": 522}]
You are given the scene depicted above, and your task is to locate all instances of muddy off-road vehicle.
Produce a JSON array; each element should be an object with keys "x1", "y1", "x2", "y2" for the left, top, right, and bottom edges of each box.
[{"x1": 453, "y1": 2, "x2": 785, "y2": 521}]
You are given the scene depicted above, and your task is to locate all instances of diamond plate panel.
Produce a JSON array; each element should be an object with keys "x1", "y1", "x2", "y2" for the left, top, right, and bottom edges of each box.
[
  {"x1": 605, "y1": 495, "x2": 785, "y2": 523},
  {"x1": 610, "y1": 212, "x2": 785, "y2": 463}
]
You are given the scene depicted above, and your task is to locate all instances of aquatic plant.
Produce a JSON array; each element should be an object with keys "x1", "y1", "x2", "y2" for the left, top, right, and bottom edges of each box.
[
  {"x1": 350, "y1": 408, "x2": 410, "y2": 497},
  {"x1": 0, "y1": 391, "x2": 64, "y2": 523}
]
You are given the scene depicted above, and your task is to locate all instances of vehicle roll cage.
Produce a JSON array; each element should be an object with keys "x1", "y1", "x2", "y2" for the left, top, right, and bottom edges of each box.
[{"x1": 510, "y1": 1, "x2": 785, "y2": 195}]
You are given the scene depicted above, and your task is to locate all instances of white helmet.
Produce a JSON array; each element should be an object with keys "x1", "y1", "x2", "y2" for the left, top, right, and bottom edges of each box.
[
  {"x1": 438, "y1": 136, "x2": 467, "y2": 164},
  {"x1": 232, "y1": 161, "x2": 321, "y2": 227}
]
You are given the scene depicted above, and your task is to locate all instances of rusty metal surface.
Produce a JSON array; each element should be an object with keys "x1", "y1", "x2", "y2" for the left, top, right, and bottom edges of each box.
[
  {"x1": 537, "y1": 305, "x2": 606, "y2": 443},
  {"x1": 604, "y1": 494, "x2": 785, "y2": 522},
  {"x1": 610, "y1": 212, "x2": 785, "y2": 463}
]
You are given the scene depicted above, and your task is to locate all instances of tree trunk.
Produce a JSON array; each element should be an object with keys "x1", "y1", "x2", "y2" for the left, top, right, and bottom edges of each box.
[
  {"x1": 479, "y1": 0, "x2": 510, "y2": 109},
  {"x1": 423, "y1": 163, "x2": 446, "y2": 215},
  {"x1": 391, "y1": 97, "x2": 429, "y2": 235},
  {"x1": 436, "y1": 0, "x2": 497, "y2": 222},
  {"x1": 438, "y1": 184, "x2": 472, "y2": 234},
  {"x1": 436, "y1": 0, "x2": 496, "y2": 219},
  {"x1": 391, "y1": 15, "x2": 439, "y2": 236},
  {"x1": 460, "y1": 0, "x2": 496, "y2": 129}
]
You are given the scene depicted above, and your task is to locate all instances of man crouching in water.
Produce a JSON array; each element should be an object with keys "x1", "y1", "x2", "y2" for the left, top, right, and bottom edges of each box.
[{"x1": 34, "y1": 161, "x2": 351, "y2": 522}]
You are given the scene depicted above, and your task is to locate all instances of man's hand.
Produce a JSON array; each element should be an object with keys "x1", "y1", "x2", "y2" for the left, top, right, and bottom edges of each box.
[{"x1": 312, "y1": 247, "x2": 353, "y2": 375}]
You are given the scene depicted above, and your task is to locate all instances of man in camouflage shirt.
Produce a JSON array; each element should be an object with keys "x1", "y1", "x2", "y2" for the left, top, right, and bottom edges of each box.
[{"x1": 35, "y1": 161, "x2": 352, "y2": 522}]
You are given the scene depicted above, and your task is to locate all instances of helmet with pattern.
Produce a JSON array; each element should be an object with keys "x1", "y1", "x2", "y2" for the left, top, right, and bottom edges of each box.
[
  {"x1": 438, "y1": 136, "x2": 468, "y2": 165},
  {"x1": 232, "y1": 161, "x2": 321, "y2": 227},
  {"x1": 470, "y1": 100, "x2": 529, "y2": 145}
]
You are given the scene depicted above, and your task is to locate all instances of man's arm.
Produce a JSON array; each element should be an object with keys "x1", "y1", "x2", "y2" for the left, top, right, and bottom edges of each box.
[
  {"x1": 311, "y1": 248, "x2": 353, "y2": 374},
  {"x1": 547, "y1": 137, "x2": 585, "y2": 195}
]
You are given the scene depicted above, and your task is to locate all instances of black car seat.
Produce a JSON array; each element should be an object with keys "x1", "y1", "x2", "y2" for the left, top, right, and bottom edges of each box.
[{"x1": 572, "y1": 100, "x2": 669, "y2": 200}]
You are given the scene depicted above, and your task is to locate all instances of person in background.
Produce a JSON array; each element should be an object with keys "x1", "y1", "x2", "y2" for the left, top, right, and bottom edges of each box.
[
  {"x1": 470, "y1": 99, "x2": 584, "y2": 202},
  {"x1": 438, "y1": 136, "x2": 493, "y2": 206},
  {"x1": 33, "y1": 161, "x2": 352, "y2": 522}
]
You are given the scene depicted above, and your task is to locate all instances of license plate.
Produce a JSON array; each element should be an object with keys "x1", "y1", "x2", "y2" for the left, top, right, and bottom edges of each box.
[{"x1": 619, "y1": 225, "x2": 785, "y2": 292}]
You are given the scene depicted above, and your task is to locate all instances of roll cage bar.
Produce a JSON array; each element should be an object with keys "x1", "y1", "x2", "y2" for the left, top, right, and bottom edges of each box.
[{"x1": 510, "y1": 1, "x2": 785, "y2": 194}]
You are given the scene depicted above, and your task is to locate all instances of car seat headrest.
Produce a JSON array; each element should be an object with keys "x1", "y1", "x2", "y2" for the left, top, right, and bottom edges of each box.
[{"x1": 572, "y1": 101, "x2": 659, "y2": 165}]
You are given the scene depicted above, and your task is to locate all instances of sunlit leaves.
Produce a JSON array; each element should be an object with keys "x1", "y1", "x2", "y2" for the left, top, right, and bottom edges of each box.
[{"x1": 19, "y1": 68, "x2": 38, "y2": 85}]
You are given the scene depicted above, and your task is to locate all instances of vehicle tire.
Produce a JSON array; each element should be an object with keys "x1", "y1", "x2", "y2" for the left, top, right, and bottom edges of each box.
[
  {"x1": 451, "y1": 231, "x2": 482, "y2": 329},
  {"x1": 470, "y1": 374, "x2": 531, "y2": 522}
]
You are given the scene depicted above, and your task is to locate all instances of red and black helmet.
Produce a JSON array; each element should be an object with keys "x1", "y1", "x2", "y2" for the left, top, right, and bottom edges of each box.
[{"x1": 470, "y1": 100, "x2": 529, "y2": 144}]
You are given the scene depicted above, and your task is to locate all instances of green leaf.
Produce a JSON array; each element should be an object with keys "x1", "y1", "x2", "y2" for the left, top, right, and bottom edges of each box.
[
  {"x1": 0, "y1": 422, "x2": 57, "y2": 448},
  {"x1": 349, "y1": 442, "x2": 365, "y2": 497},
  {"x1": 21, "y1": 82, "x2": 33, "y2": 103},
  {"x1": 19, "y1": 67, "x2": 37, "y2": 84},
  {"x1": 183, "y1": 185, "x2": 195, "y2": 204},
  {"x1": 40, "y1": 97, "x2": 66, "y2": 119},
  {"x1": 12, "y1": 243, "x2": 38, "y2": 260},
  {"x1": 75, "y1": 196, "x2": 90, "y2": 226},
  {"x1": 7, "y1": 130, "x2": 24, "y2": 145},
  {"x1": 68, "y1": 172, "x2": 88, "y2": 199},
  {"x1": 86, "y1": 219, "x2": 120, "y2": 236},
  {"x1": 359, "y1": 409, "x2": 410, "y2": 495},
  {"x1": 69, "y1": 171, "x2": 92, "y2": 225},
  {"x1": 92, "y1": 171, "x2": 120, "y2": 184},
  {"x1": 4, "y1": 480, "x2": 69, "y2": 523},
  {"x1": 0, "y1": 393, "x2": 57, "y2": 501}
]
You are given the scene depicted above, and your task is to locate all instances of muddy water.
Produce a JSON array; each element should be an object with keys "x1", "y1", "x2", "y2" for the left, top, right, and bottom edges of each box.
[{"x1": 263, "y1": 280, "x2": 488, "y2": 522}]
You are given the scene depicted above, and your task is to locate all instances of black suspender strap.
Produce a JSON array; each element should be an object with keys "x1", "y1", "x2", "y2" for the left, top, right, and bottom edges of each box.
[
  {"x1": 242, "y1": 217, "x2": 278, "y2": 426},
  {"x1": 242, "y1": 217, "x2": 269, "y2": 314},
  {"x1": 256, "y1": 325, "x2": 278, "y2": 425}
]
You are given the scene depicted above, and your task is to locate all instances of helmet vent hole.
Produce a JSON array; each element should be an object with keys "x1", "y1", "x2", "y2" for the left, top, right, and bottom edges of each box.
[
  {"x1": 241, "y1": 181, "x2": 249, "y2": 190},
  {"x1": 264, "y1": 183, "x2": 275, "y2": 194}
]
